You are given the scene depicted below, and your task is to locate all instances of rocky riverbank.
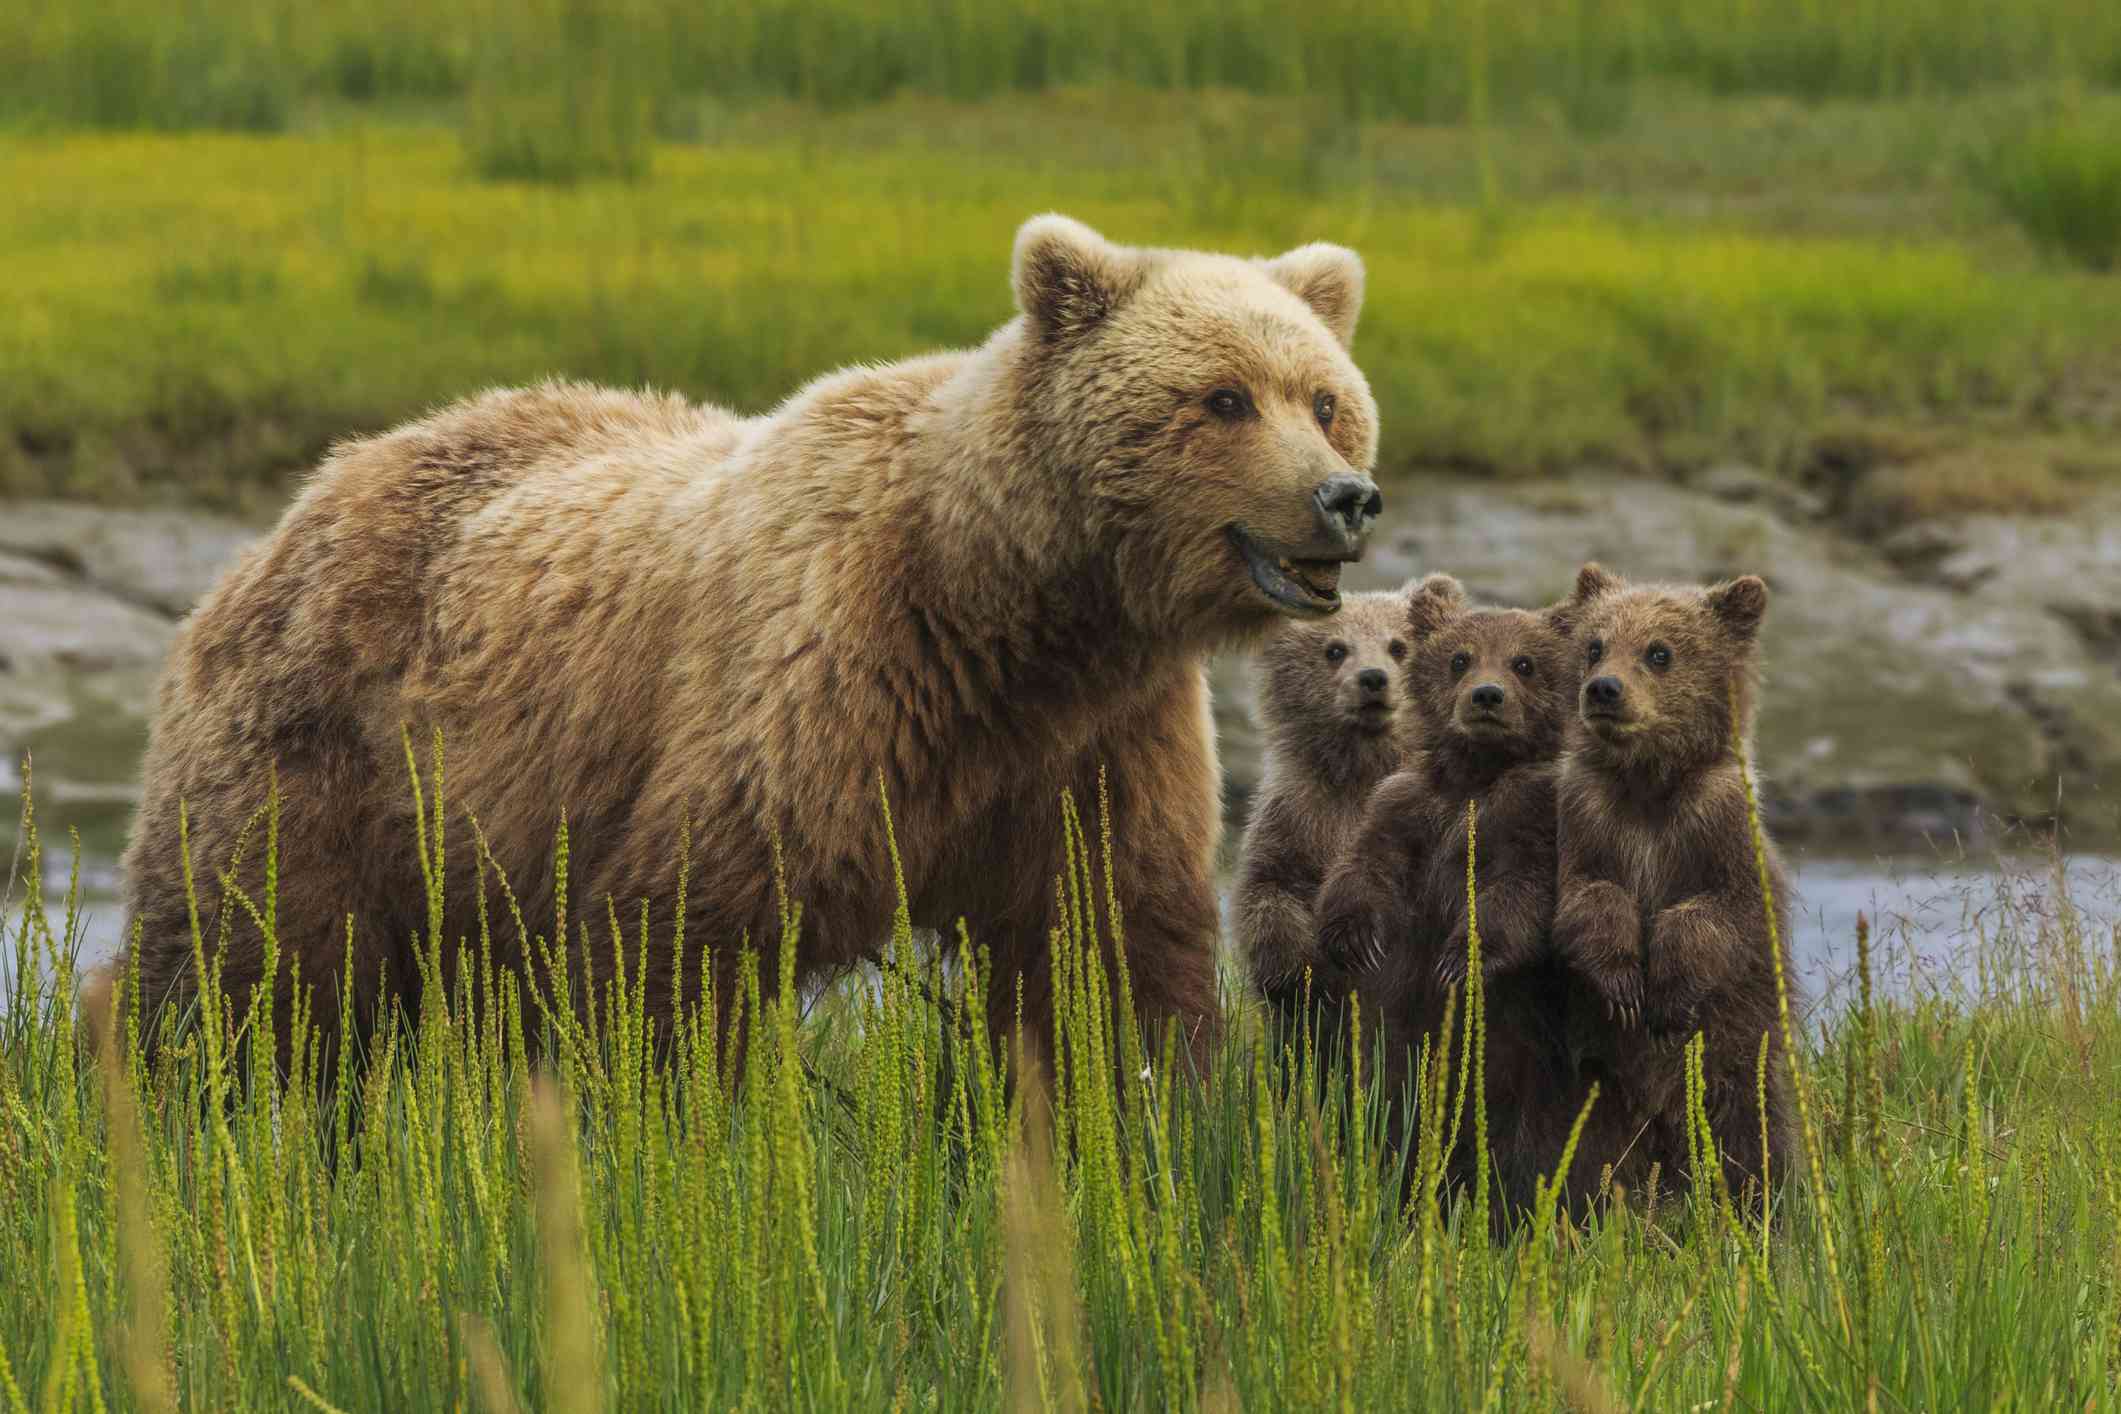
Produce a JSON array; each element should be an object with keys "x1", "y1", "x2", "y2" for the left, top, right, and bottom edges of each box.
[{"x1": 4, "y1": 472, "x2": 2119, "y2": 880}]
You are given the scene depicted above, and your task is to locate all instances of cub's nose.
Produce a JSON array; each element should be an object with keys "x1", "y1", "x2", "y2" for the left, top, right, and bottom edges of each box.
[
  {"x1": 1585, "y1": 676, "x2": 1624, "y2": 708},
  {"x1": 1312, "y1": 474, "x2": 1383, "y2": 547},
  {"x1": 1356, "y1": 668, "x2": 1388, "y2": 694},
  {"x1": 1469, "y1": 683, "x2": 1505, "y2": 710}
]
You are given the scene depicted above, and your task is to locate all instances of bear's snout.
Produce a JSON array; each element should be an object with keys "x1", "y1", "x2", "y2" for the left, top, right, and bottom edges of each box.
[
  {"x1": 1356, "y1": 668, "x2": 1389, "y2": 695},
  {"x1": 1584, "y1": 675, "x2": 1625, "y2": 712},
  {"x1": 1469, "y1": 683, "x2": 1506, "y2": 711},
  {"x1": 1310, "y1": 474, "x2": 1382, "y2": 551}
]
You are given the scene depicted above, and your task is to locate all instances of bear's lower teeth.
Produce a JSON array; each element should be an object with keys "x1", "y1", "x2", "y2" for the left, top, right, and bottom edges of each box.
[{"x1": 1289, "y1": 561, "x2": 1339, "y2": 597}]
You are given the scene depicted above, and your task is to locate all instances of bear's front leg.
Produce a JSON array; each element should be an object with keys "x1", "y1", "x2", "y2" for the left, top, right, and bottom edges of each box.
[
  {"x1": 1637, "y1": 894, "x2": 1773, "y2": 1038},
  {"x1": 1075, "y1": 667, "x2": 1225, "y2": 1078},
  {"x1": 1316, "y1": 770, "x2": 1433, "y2": 981},
  {"x1": 1554, "y1": 879, "x2": 1644, "y2": 1028},
  {"x1": 1440, "y1": 871, "x2": 1549, "y2": 992},
  {"x1": 1641, "y1": 895, "x2": 1753, "y2": 1036}
]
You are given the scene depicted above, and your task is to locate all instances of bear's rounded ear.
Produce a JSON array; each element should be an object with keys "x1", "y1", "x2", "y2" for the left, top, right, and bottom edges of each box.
[
  {"x1": 1547, "y1": 563, "x2": 1618, "y2": 637},
  {"x1": 1406, "y1": 573, "x2": 1468, "y2": 640},
  {"x1": 1013, "y1": 214, "x2": 1142, "y2": 342},
  {"x1": 1258, "y1": 243, "x2": 1365, "y2": 349},
  {"x1": 1572, "y1": 562, "x2": 1620, "y2": 604},
  {"x1": 1706, "y1": 575, "x2": 1769, "y2": 641}
]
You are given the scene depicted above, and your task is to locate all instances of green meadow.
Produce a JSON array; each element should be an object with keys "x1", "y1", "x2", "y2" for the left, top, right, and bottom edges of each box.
[
  {"x1": 2, "y1": 762, "x2": 2119, "y2": 1410},
  {"x1": 3, "y1": 79, "x2": 2119, "y2": 515}
]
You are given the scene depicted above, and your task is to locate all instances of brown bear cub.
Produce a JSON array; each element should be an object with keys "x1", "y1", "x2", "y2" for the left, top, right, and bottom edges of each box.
[
  {"x1": 1312, "y1": 574, "x2": 1577, "y2": 1216},
  {"x1": 1551, "y1": 563, "x2": 1793, "y2": 1214},
  {"x1": 1233, "y1": 585, "x2": 1416, "y2": 1038}
]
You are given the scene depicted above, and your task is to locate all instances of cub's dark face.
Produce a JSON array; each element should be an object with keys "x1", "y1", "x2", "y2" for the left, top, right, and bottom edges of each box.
[
  {"x1": 1258, "y1": 589, "x2": 1411, "y2": 751},
  {"x1": 1404, "y1": 576, "x2": 1572, "y2": 763},
  {"x1": 1564, "y1": 564, "x2": 1768, "y2": 771}
]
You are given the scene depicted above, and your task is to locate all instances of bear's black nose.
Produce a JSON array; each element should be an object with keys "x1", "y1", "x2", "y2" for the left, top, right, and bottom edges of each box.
[
  {"x1": 1312, "y1": 474, "x2": 1383, "y2": 543},
  {"x1": 1357, "y1": 668, "x2": 1388, "y2": 693},
  {"x1": 1470, "y1": 683, "x2": 1505, "y2": 710},
  {"x1": 1586, "y1": 676, "x2": 1623, "y2": 707}
]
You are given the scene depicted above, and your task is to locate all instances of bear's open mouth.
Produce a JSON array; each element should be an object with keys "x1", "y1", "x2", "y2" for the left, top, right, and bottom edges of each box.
[{"x1": 1227, "y1": 525, "x2": 1351, "y2": 617}]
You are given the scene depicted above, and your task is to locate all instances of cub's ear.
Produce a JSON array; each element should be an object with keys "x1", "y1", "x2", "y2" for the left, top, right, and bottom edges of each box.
[
  {"x1": 1571, "y1": 562, "x2": 1620, "y2": 605},
  {"x1": 1013, "y1": 214, "x2": 1143, "y2": 341},
  {"x1": 1546, "y1": 562, "x2": 1620, "y2": 637},
  {"x1": 1258, "y1": 243, "x2": 1365, "y2": 349},
  {"x1": 1406, "y1": 573, "x2": 1468, "y2": 640},
  {"x1": 1706, "y1": 575, "x2": 1769, "y2": 641}
]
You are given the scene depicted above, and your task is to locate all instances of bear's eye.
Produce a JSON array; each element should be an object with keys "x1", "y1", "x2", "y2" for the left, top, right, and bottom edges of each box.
[
  {"x1": 1325, "y1": 642, "x2": 1347, "y2": 665},
  {"x1": 1449, "y1": 651, "x2": 1471, "y2": 677},
  {"x1": 1511, "y1": 655, "x2": 1535, "y2": 678},
  {"x1": 1206, "y1": 388, "x2": 1250, "y2": 419},
  {"x1": 1646, "y1": 643, "x2": 1673, "y2": 670},
  {"x1": 1388, "y1": 639, "x2": 1406, "y2": 661},
  {"x1": 1314, "y1": 392, "x2": 1336, "y2": 427},
  {"x1": 1587, "y1": 639, "x2": 1604, "y2": 666}
]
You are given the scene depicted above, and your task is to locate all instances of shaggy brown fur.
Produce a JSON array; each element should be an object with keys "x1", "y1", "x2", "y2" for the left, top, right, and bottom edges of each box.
[
  {"x1": 1313, "y1": 575, "x2": 1578, "y2": 1214},
  {"x1": 118, "y1": 215, "x2": 1385, "y2": 1075},
  {"x1": 1232, "y1": 585, "x2": 1416, "y2": 1035},
  {"x1": 1551, "y1": 563, "x2": 1794, "y2": 1213}
]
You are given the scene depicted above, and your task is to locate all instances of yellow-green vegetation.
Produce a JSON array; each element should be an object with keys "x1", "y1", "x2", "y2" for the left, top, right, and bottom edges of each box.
[
  {"x1": 5, "y1": 97, "x2": 2118, "y2": 512},
  {"x1": 2, "y1": 753, "x2": 2118, "y2": 1410}
]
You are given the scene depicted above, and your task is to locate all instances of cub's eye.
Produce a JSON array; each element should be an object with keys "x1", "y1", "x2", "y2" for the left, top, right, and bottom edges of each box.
[
  {"x1": 1314, "y1": 392, "x2": 1336, "y2": 427},
  {"x1": 1511, "y1": 655, "x2": 1535, "y2": 678},
  {"x1": 1206, "y1": 388, "x2": 1248, "y2": 419},
  {"x1": 1646, "y1": 643, "x2": 1673, "y2": 670},
  {"x1": 1449, "y1": 651, "x2": 1471, "y2": 676},
  {"x1": 1387, "y1": 639, "x2": 1407, "y2": 661},
  {"x1": 1587, "y1": 639, "x2": 1605, "y2": 666},
  {"x1": 1325, "y1": 643, "x2": 1347, "y2": 665}
]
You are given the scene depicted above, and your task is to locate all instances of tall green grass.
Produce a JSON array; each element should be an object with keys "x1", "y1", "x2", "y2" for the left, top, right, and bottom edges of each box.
[
  {"x1": 463, "y1": 0, "x2": 658, "y2": 184},
  {"x1": 6, "y1": 0, "x2": 2121, "y2": 133},
  {"x1": 1977, "y1": 109, "x2": 2121, "y2": 271},
  {"x1": 2, "y1": 742, "x2": 2118, "y2": 1409}
]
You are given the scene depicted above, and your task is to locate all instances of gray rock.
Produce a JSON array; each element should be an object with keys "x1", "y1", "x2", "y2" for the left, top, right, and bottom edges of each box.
[
  {"x1": 1690, "y1": 462, "x2": 1828, "y2": 522},
  {"x1": 0, "y1": 582, "x2": 173, "y2": 675},
  {"x1": 0, "y1": 550, "x2": 65, "y2": 589},
  {"x1": 1882, "y1": 491, "x2": 2121, "y2": 664},
  {"x1": 0, "y1": 501, "x2": 259, "y2": 617},
  {"x1": 0, "y1": 502, "x2": 252, "y2": 852}
]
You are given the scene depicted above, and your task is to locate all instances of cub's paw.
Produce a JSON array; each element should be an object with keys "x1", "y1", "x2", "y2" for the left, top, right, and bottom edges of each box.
[
  {"x1": 1554, "y1": 882, "x2": 1642, "y2": 974},
  {"x1": 1574, "y1": 957, "x2": 1646, "y2": 1032},
  {"x1": 1642, "y1": 947, "x2": 1708, "y2": 1037},
  {"x1": 1319, "y1": 908, "x2": 1384, "y2": 976},
  {"x1": 1434, "y1": 923, "x2": 1472, "y2": 992}
]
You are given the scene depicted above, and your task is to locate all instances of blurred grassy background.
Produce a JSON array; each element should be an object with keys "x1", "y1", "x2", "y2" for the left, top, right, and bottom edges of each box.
[{"x1": 3, "y1": 0, "x2": 2119, "y2": 512}]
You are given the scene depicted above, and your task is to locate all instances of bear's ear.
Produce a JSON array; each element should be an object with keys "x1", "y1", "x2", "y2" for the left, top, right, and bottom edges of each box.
[
  {"x1": 1013, "y1": 214, "x2": 1142, "y2": 342},
  {"x1": 1259, "y1": 243, "x2": 1365, "y2": 349},
  {"x1": 1546, "y1": 563, "x2": 1618, "y2": 637},
  {"x1": 1571, "y1": 562, "x2": 1620, "y2": 606},
  {"x1": 1706, "y1": 575, "x2": 1769, "y2": 641},
  {"x1": 1406, "y1": 573, "x2": 1468, "y2": 640}
]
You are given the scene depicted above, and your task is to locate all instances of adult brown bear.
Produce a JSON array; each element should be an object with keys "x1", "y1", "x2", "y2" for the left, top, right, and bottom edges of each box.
[{"x1": 118, "y1": 215, "x2": 1384, "y2": 1072}]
